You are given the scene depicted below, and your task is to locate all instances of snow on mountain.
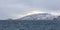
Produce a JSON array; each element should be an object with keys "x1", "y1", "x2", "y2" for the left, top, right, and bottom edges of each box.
[{"x1": 19, "y1": 13, "x2": 57, "y2": 20}]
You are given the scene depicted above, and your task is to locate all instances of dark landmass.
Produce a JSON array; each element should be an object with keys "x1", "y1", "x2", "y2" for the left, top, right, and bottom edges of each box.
[{"x1": 0, "y1": 20, "x2": 60, "y2": 30}]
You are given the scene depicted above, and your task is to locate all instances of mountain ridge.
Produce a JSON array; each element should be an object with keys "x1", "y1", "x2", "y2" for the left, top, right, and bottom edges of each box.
[{"x1": 19, "y1": 13, "x2": 57, "y2": 20}]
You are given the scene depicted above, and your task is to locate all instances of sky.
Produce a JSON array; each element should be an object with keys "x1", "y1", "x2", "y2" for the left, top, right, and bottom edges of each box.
[{"x1": 0, "y1": 0, "x2": 60, "y2": 19}]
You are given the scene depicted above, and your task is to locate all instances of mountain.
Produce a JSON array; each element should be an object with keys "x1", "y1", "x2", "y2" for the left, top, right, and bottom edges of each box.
[
  {"x1": 53, "y1": 16, "x2": 60, "y2": 20},
  {"x1": 19, "y1": 13, "x2": 57, "y2": 20}
]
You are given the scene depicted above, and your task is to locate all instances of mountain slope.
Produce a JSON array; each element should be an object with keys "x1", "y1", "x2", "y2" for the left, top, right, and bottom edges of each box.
[{"x1": 19, "y1": 13, "x2": 56, "y2": 20}]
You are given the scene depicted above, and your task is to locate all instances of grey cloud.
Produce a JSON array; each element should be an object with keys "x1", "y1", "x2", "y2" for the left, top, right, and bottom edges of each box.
[
  {"x1": 0, "y1": 0, "x2": 60, "y2": 19},
  {"x1": 37, "y1": 0, "x2": 60, "y2": 10}
]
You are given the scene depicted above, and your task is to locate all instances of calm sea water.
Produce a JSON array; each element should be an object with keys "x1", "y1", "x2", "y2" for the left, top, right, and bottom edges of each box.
[{"x1": 0, "y1": 20, "x2": 60, "y2": 30}]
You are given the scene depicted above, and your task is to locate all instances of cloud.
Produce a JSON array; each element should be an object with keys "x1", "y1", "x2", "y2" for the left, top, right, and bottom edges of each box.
[{"x1": 0, "y1": 0, "x2": 60, "y2": 19}]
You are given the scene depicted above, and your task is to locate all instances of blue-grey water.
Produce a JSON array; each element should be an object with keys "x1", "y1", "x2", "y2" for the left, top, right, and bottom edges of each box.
[{"x1": 0, "y1": 20, "x2": 60, "y2": 30}]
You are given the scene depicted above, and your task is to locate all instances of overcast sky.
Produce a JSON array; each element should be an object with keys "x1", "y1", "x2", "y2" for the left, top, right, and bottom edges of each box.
[{"x1": 0, "y1": 0, "x2": 60, "y2": 19}]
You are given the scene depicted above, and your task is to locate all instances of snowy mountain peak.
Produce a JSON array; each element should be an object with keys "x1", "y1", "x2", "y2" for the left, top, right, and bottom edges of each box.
[{"x1": 19, "y1": 13, "x2": 57, "y2": 20}]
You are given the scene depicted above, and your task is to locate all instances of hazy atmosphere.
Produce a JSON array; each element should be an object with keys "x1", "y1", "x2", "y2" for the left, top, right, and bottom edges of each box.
[{"x1": 0, "y1": 0, "x2": 60, "y2": 19}]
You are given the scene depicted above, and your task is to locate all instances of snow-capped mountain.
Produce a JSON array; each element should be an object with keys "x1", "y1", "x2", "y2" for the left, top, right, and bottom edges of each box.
[{"x1": 19, "y1": 13, "x2": 57, "y2": 20}]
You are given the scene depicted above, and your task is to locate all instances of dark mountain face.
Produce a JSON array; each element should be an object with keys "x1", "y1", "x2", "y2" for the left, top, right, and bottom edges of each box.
[
  {"x1": 19, "y1": 13, "x2": 57, "y2": 20},
  {"x1": 0, "y1": 20, "x2": 60, "y2": 30},
  {"x1": 54, "y1": 16, "x2": 60, "y2": 20},
  {"x1": 0, "y1": 14, "x2": 60, "y2": 30}
]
